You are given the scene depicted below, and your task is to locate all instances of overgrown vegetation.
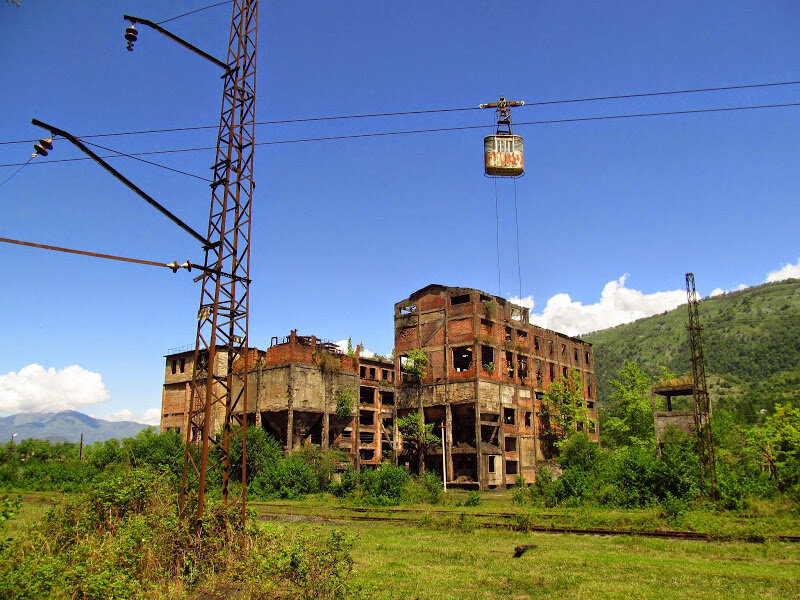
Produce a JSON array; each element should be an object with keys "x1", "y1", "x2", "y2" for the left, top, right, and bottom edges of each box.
[
  {"x1": 334, "y1": 385, "x2": 355, "y2": 419},
  {"x1": 401, "y1": 348, "x2": 428, "y2": 383},
  {"x1": 0, "y1": 467, "x2": 360, "y2": 600}
]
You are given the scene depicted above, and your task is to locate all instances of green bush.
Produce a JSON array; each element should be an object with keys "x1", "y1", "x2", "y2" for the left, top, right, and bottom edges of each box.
[
  {"x1": 358, "y1": 463, "x2": 409, "y2": 506},
  {"x1": 463, "y1": 491, "x2": 482, "y2": 507}
]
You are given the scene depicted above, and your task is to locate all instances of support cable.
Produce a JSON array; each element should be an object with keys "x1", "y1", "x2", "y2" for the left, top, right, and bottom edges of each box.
[
  {"x1": 4, "y1": 101, "x2": 798, "y2": 168},
  {"x1": 513, "y1": 177, "x2": 522, "y2": 300},
  {"x1": 157, "y1": 1, "x2": 232, "y2": 25},
  {"x1": 0, "y1": 156, "x2": 32, "y2": 190},
  {"x1": 1, "y1": 79, "x2": 797, "y2": 146},
  {"x1": 82, "y1": 139, "x2": 212, "y2": 182},
  {"x1": 494, "y1": 176, "x2": 501, "y2": 296},
  {"x1": 0, "y1": 236, "x2": 176, "y2": 269}
]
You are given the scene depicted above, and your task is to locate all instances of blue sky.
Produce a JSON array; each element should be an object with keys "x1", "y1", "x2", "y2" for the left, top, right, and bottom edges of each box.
[{"x1": 1, "y1": 1, "x2": 798, "y2": 424}]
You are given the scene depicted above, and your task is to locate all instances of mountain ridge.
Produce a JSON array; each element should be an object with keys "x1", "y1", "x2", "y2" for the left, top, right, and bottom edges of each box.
[{"x1": 0, "y1": 410, "x2": 151, "y2": 444}]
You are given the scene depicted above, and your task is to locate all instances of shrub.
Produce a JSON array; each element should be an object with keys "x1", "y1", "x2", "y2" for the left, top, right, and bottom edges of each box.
[
  {"x1": 359, "y1": 463, "x2": 409, "y2": 506},
  {"x1": 463, "y1": 491, "x2": 482, "y2": 507}
]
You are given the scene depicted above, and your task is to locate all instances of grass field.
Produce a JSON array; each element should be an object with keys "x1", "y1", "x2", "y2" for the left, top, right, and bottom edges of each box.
[{"x1": 5, "y1": 491, "x2": 800, "y2": 599}]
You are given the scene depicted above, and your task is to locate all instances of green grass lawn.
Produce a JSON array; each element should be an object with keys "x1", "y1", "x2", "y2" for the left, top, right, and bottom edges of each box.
[{"x1": 285, "y1": 518, "x2": 800, "y2": 600}]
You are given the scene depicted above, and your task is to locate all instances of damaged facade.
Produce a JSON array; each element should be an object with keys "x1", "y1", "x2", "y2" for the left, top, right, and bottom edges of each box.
[{"x1": 161, "y1": 285, "x2": 596, "y2": 489}]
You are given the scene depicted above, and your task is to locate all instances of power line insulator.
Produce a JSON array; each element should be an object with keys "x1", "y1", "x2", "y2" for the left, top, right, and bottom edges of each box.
[
  {"x1": 32, "y1": 137, "x2": 53, "y2": 157},
  {"x1": 125, "y1": 23, "x2": 138, "y2": 51}
]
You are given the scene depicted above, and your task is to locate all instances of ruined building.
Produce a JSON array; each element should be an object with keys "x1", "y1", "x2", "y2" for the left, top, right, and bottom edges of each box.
[{"x1": 161, "y1": 285, "x2": 596, "y2": 489}]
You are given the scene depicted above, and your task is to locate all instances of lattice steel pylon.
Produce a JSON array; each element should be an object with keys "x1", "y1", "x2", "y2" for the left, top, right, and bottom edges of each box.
[
  {"x1": 685, "y1": 273, "x2": 717, "y2": 501},
  {"x1": 179, "y1": 0, "x2": 259, "y2": 528}
]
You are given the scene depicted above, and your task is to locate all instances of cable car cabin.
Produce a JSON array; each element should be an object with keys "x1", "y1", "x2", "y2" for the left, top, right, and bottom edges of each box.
[{"x1": 484, "y1": 134, "x2": 524, "y2": 177}]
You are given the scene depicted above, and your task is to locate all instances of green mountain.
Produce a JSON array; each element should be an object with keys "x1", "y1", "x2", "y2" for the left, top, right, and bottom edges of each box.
[
  {"x1": 583, "y1": 279, "x2": 800, "y2": 422},
  {"x1": 0, "y1": 411, "x2": 150, "y2": 444}
]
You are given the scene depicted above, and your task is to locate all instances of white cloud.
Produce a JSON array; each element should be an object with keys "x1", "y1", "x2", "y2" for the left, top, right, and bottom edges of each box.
[
  {"x1": 0, "y1": 364, "x2": 110, "y2": 414},
  {"x1": 104, "y1": 407, "x2": 160, "y2": 426},
  {"x1": 527, "y1": 275, "x2": 686, "y2": 336},
  {"x1": 709, "y1": 283, "x2": 747, "y2": 297},
  {"x1": 508, "y1": 295, "x2": 534, "y2": 310},
  {"x1": 334, "y1": 339, "x2": 375, "y2": 358},
  {"x1": 765, "y1": 257, "x2": 800, "y2": 283}
]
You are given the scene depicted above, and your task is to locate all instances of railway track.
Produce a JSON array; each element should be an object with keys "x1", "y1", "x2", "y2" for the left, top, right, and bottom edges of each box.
[{"x1": 253, "y1": 504, "x2": 800, "y2": 543}]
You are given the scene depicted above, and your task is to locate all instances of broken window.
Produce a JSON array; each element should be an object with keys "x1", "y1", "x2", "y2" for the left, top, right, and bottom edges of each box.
[
  {"x1": 450, "y1": 294, "x2": 470, "y2": 305},
  {"x1": 341, "y1": 429, "x2": 352, "y2": 438},
  {"x1": 488, "y1": 456, "x2": 496, "y2": 473},
  {"x1": 535, "y1": 392, "x2": 544, "y2": 401},
  {"x1": 171, "y1": 360, "x2": 177, "y2": 375},
  {"x1": 587, "y1": 401, "x2": 595, "y2": 410},
  {"x1": 359, "y1": 430, "x2": 374, "y2": 443},
  {"x1": 480, "y1": 294, "x2": 492, "y2": 303},
  {"x1": 562, "y1": 366, "x2": 568, "y2": 378},
  {"x1": 506, "y1": 460, "x2": 518, "y2": 475},
  {"x1": 481, "y1": 318, "x2": 493, "y2": 328},
  {"x1": 381, "y1": 369, "x2": 389, "y2": 380},
  {"x1": 481, "y1": 345, "x2": 494, "y2": 372},
  {"x1": 359, "y1": 410, "x2": 374, "y2": 426},
  {"x1": 561, "y1": 344, "x2": 567, "y2": 357},
  {"x1": 549, "y1": 362, "x2": 555, "y2": 380},
  {"x1": 360, "y1": 366, "x2": 367, "y2": 378},
  {"x1": 369, "y1": 367, "x2": 376, "y2": 380},
  {"x1": 534, "y1": 336, "x2": 540, "y2": 351},
  {"x1": 536, "y1": 359, "x2": 542, "y2": 384},
  {"x1": 180, "y1": 358, "x2": 186, "y2": 373},
  {"x1": 517, "y1": 330, "x2": 527, "y2": 339},
  {"x1": 504, "y1": 407, "x2": 515, "y2": 425},
  {"x1": 453, "y1": 346, "x2": 473, "y2": 372},
  {"x1": 399, "y1": 303, "x2": 417, "y2": 314},
  {"x1": 518, "y1": 355, "x2": 528, "y2": 379},
  {"x1": 505, "y1": 436, "x2": 517, "y2": 452},
  {"x1": 380, "y1": 391, "x2": 395, "y2": 406},
  {"x1": 548, "y1": 340, "x2": 554, "y2": 355},
  {"x1": 360, "y1": 449, "x2": 375, "y2": 461},
  {"x1": 510, "y1": 307, "x2": 523, "y2": 321},
  {"x1": 505, "y1": 351, "x2": 514, "y2": 378},
  {"x1": 585, "y1": 351, "x2": 591, "y2": 364},
  {"x1": 577, "y1": 421, "x2": 584, "y2": 432},
  {"x1": 505, "y1": 326, "x2": 512, "y2": 344},
  {"x1": 524, "y1": 412, "x2": 532, "y2": 427},
  {"x1": 359, "y1": 386, "x2": 375, "y2": 404}
]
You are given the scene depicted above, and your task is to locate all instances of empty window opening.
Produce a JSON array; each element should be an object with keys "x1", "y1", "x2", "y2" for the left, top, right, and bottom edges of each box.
[
  {"x1": 505, "y1": 436, "x2": 517, "y2": 452},
  {"x1": 380, "y1": 391, "x2": 395, "y2": 406},
  {"x1": 482, "y1": 412, "x2": 500, "y2": 422},
  {"x1": 382, "y1": 441, "x2": 393, "y2": 456},
  {"x1": 549, "y1": 362, "x2": 555, "y2": 380},
  {"x1": 359, "y1": 449, "x2": 375, "y2": 461},
  {"x1": 518, "y1": 355, "x2": 528, "y2": 379},
  {"x1": 481, "y1": 318, "x2": 493, "y2": 328},
  {"x1": 590, "y1": 422, "x2": 597, "y2": 434},
  {"x1": 381, "y1": 369, "x2": 389, "y2": 380},
  {"x1": 171, "y1": 360, "x2": 177, "y2": 375},
  {"x1": 562, "y1": 366, "x2": 568, "y2": 378},
  {"x1": 369, "y1": 367, "x2": 376, "y2": 380},
  {"x1": 506, "y1": 460, "x2": 518, "y2": 475},
  {"x1": 587, "y1": 401, "x2": 595, "y2": 410},
  {"x1": 453, "y1": 346, "x2": 473, "y2": 372},
  {"x1": 359, "y1": 410, "x2": 374, "y2": 426},
  {"x1": 505, "y1": 351, "x2": 514, "y2": 378},
  {"x1": 534, "y1": 336, "x2": 540, "y2": 351},
  {"x1": 359, "y1": 386, "x2": 375, "y2": 404},
  {"x1": 400, "y1": 303, "x2": 417, "y2": 314},
  {"x1": 561, "y1": 344, "x2": 567, "y2": 357},
  {"x1": 577, "y1": 421, "x2": 584, "y2": 432},
  {"x1": 359, "y1": 430, "x2": 375, "y2": 444},
  {"x1": 381, "y1": 416, "x2": 394, "y2": 429},
  {"x1": 341, "y1": 429, "x2": 352, "y2": 438},
  {"x1": 480, "y1": 294, "x2": 492, "y2": 303},
  {"x1": 574, "y1": 348, "x2": 579, "y2": 361},
  {"x1": 587, "y1": 384, "x2": 593, "y2": 398},
  {"x1": 517, "y1": 330, "x2": 527, "y2": 339},
  {"x1": 524, "y1": 412, "x2": 532, "y2": 427},
  {"x1": 179, "y1": 358, "x2": 186, "y2": 373},
  {"x1": 585, "y1": 351, "x2": 591, "y2": 364},
  {"x1": 548, "y1": 340, "x2": 554, "y2": 355},
  {"x1": 360, "y1": 366, "x2": 367, "y2": 378},
  {"x1": 504, "y1": 407, "x2": 515, "y2": 425},
  {"x1": 481, "y1": 345, "x2": 494, "y2": 371},
  {"x1": 535, "y1": 392, "x2": 544, "y2": 401},
  {"x1": 505, "y1": 326, "x2": 512, "y2": 343},
  {"x1": 450, "y1": 294, "x2": 470, "y2": 305},
  {"x1": 488, "y1": 456, "x2": 497, "y2": 473},
  {"x1": 511, "y1": 307, "x2": 523, "y2": 321}
]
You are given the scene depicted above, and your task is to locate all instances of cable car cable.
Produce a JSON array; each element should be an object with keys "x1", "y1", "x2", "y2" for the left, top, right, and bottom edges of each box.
[
  {"x1": 513, "y1": 177, "x2": 522, "y2": 301},
  {"x1": 2, "y1": 101, "x2": 799, "y2": 168},
  {"x1": 82, "y1": 139, "x2": 212, "y2": 182},
  {"x1": 0, "y1": 79, "x2": 798, "y2": 147},
  {"x1": 494, "y1": 177, "x2": 502, "y2": 297},
  {"x1": 0, "y1": 156, "x2": 32, "y2": 191},
  {"x1": 156, "y1": 1, "x2": 233, "y2": 25}
]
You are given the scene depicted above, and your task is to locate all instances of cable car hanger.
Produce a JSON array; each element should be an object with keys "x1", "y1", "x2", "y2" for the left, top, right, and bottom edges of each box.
[{"x1": 480, "y1": 96, "x2": 525, "y2": 177}]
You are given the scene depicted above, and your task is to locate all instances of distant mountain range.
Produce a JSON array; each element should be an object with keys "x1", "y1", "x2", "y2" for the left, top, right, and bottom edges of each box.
[
  {"x1": 0, "y1": 411, "x2": 151, "y2": 445},
  {"x1": 583, "y1": 278, "x2": 800, "y2": 421}
]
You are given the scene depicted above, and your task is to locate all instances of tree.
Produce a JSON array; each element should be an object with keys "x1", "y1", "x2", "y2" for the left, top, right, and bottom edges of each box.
[
  {"x1": 346, "y1": 336, "x2": 355, "y2": 357},
  {"x1": 748, "y1": 403, "x2": 800, "y2": 494},
  {"x1": 541, "y1": 368, "x2": 594, "y2": 453},
  {"x1": 603, "y1": 360, "x2": 655, "y2": 448},
  {"x1": 402, "y1": 348, "x2": 428, "y2": 384},
  {"x1": 397, "y1": 412, "x2": 439, "y2": 475}
]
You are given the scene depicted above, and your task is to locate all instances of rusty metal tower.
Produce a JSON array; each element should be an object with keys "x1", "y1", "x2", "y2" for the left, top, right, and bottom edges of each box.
[
  {"x1": 685, "y1": 273, "x2": 717, "y2": 500},
  {"x1": 177, "y1": 0, "x2": 259, "y2": 527}
]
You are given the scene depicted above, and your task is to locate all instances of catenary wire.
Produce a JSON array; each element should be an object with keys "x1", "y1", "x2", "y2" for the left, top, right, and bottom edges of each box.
[
  {"x1": 2, "y1": 101, "x2": 799, "y2": 168},
  {"x1": 0, "y1": 156, "x2": 32, "y2": 190},
  {"x1": 494, "y1": 177, "x2": 501, "y2": 296},
  {"x1": 513, "y1": 177, "x2": 522, "y2": 301},
  {"x1": 0, "y1": 236, "x2": 177, "y2": 270},
  {"x1": 156, "y1": 1, "x2": 232, "y2": 25},
  {"x1": 0, "y1": 79, "x2": 798, "y2": 146},
  {"x1": 82, "y1": 139, "x2": 212, "y2": 182}
]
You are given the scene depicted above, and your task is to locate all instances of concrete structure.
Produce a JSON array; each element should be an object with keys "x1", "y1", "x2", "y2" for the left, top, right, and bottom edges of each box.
[
  {"x1": 652, "y1": 378, "x2": 699, "y2": 447},
  {"x1": 160, "y1": 285, "x2": 596, "y2": 488},
  {"x1": 394, "y1": 285, "x2": 597, "y2": 488}
]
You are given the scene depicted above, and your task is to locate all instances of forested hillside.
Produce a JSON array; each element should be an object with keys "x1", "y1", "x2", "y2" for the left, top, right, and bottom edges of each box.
[{"x1": 583, "y1": 279, "x2": 800, "y2": 422}]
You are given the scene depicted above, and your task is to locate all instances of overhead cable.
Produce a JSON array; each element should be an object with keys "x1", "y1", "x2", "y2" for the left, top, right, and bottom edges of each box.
[
  {"x1": 1, "y1": 101, "x2": 799, "y2": 168},
  {"x1": 0, "y1": 79, "x2": 798, "y2": 147}
]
